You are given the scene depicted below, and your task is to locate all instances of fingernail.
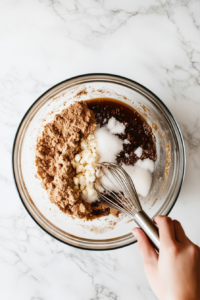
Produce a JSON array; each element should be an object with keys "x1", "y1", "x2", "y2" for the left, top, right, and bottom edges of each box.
[{"x1": 132, "y1": 229, "x2": 138, "y2": 239}]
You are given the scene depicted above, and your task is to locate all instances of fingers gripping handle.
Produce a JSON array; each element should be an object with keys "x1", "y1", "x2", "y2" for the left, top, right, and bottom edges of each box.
[{"x1": 134, "y1": 211, "x2": 160, "y2": 251}]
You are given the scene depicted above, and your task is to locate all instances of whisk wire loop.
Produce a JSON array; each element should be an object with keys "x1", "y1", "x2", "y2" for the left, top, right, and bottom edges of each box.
[
  {"x1": 95, "y1": 162, "x2": 142, "y2": 216},
  {"x1": 95, "y1": 177, "x2": 135, "y2": 217},
  {"x1": 94, "y1": 162, "x2": 160, "y2": 251},
  {"x1": 109, "y1": 167, "x2": 137, "y2": 209}
]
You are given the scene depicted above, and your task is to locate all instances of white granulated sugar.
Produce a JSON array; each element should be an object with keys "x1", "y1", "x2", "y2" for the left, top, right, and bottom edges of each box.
[
  {"x1": 99, "y1": 164, "x2": 152, "y2": 198},
  {"x1": 94, "y1": 127, "x2": 123, "y2": 163},
  {"x1": 134, "y1": 147, "x2": 143, "y2": 157},
  {"x1": 135, "y1": 158, "x2": 155, "y2": 172},
  {"x1": 122, "y1": 164, "x2": 152, "y2": 197},
  {"x1": 123, "y1": 139, "x2": 130, "y2": 144},
  {"x1": 106, "y1": 117, "x2": 125, "y2": 134}
]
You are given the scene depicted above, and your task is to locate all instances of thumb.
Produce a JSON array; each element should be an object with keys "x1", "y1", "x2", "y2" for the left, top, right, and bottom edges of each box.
[{"x1": 132, "y1": 228, "x2": 158, "y2": 267}]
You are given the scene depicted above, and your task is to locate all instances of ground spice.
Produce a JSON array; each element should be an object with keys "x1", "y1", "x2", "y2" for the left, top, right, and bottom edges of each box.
[{"x1": 35, "y1": 101, "x2": 111, "y2": 220}]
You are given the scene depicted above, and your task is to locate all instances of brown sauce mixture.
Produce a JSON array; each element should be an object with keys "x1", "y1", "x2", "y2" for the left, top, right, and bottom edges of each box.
[{"x1": 87, "y1": 98, "x2": 157, "y2": 166}]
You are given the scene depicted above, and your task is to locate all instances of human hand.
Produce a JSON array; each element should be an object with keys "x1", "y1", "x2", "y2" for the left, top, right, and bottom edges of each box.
[{"x1": 132, "y1": 216, "x2": 200, "y2": 300}]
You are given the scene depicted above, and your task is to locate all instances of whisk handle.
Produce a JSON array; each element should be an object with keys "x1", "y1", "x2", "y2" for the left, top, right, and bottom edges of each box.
[{"x1": 134, "y1": 211, "x2": 160, "y2": 250}]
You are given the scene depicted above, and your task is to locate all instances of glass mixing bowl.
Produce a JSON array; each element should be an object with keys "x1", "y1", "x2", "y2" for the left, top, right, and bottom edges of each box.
[{"x1": 12, "y1": 74, "x2": 185, "y2": 250}]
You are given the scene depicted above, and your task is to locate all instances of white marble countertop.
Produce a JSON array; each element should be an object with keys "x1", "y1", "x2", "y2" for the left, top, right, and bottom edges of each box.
[{"x1": 1, "y1": 0, "x2": 200, "y2": 299}]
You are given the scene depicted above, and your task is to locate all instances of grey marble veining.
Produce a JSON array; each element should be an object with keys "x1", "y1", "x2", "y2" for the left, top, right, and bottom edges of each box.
[{"x1": 0, "y1": 0, "x2": 200, "y2": 299}]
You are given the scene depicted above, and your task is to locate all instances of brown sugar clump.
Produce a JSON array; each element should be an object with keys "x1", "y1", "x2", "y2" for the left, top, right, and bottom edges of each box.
[{"x1": 35, "y1": 101, "x2": 110, "y2": 220}]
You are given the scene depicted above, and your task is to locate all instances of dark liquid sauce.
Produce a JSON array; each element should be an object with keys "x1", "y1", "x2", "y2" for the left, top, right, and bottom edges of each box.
[
  {"x1": 87, "y1": 98, "x2": 156, "y2": 166},
  {"x1": 86, "y1": 98, "x2": 157, "y2": 218}
]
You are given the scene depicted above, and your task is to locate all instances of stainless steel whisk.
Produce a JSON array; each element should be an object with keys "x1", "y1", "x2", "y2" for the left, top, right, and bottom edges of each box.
[{"x1": 95, "y1": 162, "x2": 160, "y2": 250}]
